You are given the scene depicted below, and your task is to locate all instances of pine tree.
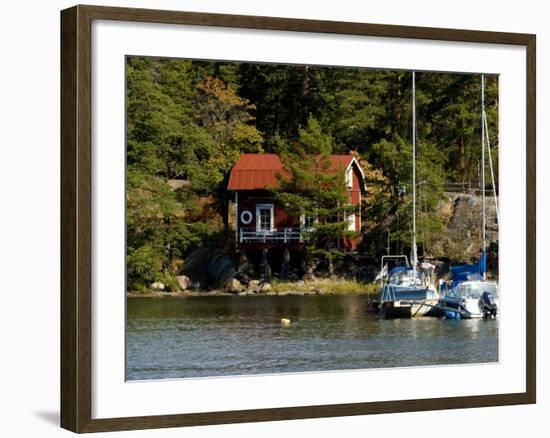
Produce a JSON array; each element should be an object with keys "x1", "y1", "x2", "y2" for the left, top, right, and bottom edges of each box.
[{"x1": 271, "y1": 118, "x2": 358, "y2": 269}]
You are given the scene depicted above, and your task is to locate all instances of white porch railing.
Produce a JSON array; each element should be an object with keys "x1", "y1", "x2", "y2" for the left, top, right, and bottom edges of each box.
[{"x1": 239, "y1": 227, "x2": 306, "y2": 243}]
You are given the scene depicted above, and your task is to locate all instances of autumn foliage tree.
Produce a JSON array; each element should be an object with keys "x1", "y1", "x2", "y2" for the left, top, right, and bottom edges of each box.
[{"x1": 195, "y1": 76, "x2": 263, "y2": 226}]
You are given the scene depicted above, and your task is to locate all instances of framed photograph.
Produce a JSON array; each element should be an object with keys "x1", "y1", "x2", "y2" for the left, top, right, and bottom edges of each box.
[{"x1": 60, "y1": 4, "x2": 536, "y2": 433}]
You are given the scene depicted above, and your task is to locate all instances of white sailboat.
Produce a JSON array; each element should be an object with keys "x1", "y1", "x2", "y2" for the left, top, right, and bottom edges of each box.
[
  {"x1": 379, "y1": 72, "x2": 438, "y2": 318},
  {"x1": 439, "y1": 75, "x2": 499, "y2": 319}
]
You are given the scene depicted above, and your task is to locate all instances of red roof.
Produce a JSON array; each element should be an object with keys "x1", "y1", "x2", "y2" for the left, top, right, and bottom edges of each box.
[{"x1": 228, "y1": 153, "x2": 356, "y2": 190}]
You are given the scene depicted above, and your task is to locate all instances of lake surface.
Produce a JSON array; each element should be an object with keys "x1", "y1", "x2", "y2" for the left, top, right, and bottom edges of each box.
[{"x1": 126, "y1": 295, "x2": 498, "y2": 381}]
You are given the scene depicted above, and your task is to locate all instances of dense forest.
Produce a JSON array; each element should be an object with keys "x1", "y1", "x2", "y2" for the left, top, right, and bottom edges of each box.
[{"x1": 126, "y1": 56, "x2": 498, "y2": 291}]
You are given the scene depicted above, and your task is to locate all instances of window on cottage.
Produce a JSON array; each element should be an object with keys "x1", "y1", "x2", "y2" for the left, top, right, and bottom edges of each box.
[
  {"x1": 346, "y1": 167, "x2": 353, "y2": 188},
  {"x1": 346, "y1": 206, "x2": 356, "y2": 231},
  {"x1": 300, "y1": 206, "x2": 318, "y2": 230},
  {"x1": 256, "y1": 204, "x2": 273, "y2": 232},
  {"x1": 304, "y1": 215, "x2": 317, "y2": 229},
  {"x1": 301, "y1": 214, "x2": 317, "y2": 230}
]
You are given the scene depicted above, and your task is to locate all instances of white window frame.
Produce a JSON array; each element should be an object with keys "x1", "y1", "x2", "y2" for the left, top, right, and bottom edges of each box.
[
  {"x1": 300, "y1": 205, "x2": 318, "y2": 231},
  {"x1": 300, "y1": 213, "x2": 318, "y2": 231},
  {"x1": 256, "y1": 203, "x2": 274, "y2": 233},
  {"x1": 345, "y1": 166, "x2": 353, "y2": 188},
  {"x1": 346, "y1": 205, "x2": 356, "y2": 232}
]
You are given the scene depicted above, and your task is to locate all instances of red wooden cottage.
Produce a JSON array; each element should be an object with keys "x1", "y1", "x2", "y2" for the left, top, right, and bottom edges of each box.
[{"x1": 228, "y1": 153, "x2": 367, "y2": 251}]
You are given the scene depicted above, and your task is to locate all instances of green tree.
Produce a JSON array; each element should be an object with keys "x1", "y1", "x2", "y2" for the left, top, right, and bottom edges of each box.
[{"x1": 271, "y1": 118, "x2": 358, "y2": 272}]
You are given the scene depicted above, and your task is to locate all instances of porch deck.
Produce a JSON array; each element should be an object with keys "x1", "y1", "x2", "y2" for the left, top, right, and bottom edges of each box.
[{"x1": 239, "y1": 227, "x2": 308, "y2": 244}]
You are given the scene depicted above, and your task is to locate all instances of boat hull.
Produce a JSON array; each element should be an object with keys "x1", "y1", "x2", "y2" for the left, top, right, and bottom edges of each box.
[
  {"x1": 380, "y1": 298, "x2": 441, "y2": 318},
  {"x1": 377, "y1": 266, "x2": 440, "y2": 319},
  {"x1": 439, "y1": 297, "x2": 483, "y2": 319}
]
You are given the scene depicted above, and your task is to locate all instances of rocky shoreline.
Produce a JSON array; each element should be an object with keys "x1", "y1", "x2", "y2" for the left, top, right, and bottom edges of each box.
[
  {"x1": 126, "y1": 289, "x2": 324, "y2": 298},
  {"x1": 128, "y1": 277, "x2": 376, "y2": 298}
]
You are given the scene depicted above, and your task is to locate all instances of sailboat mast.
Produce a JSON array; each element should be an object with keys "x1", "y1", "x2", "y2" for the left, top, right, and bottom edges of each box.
[
  {"x1": 412, "y1": 71, "x2": 417, "y2": 275},
  {"x1": 481, "y1": 74, "x2": 486, "y2": 280}
]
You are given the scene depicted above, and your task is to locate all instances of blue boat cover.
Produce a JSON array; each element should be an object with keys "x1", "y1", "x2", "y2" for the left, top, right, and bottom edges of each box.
[
  {"x1": 389, "y1": 266, "x2": 411, "y2": 277},
  {"x1": 449, "y1": 251, "x2": 486, "y2": 288}
]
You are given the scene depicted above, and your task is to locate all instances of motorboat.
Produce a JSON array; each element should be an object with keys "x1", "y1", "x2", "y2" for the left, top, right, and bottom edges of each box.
[{"x1": 439, "y1": 280, "x2": 498, "y2": 319}]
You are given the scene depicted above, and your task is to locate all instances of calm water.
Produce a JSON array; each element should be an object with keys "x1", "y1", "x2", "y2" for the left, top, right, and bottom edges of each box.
[{"x1": 126, "y1": 295, "x2": 498, "y2": 380}]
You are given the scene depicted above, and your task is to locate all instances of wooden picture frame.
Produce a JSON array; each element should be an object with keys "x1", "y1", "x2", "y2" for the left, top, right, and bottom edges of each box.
[{"x1": 61, "y1": 4, "x2": 536, "y2": 433}]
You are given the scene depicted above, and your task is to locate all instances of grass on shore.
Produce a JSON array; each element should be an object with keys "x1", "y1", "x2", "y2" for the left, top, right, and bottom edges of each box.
[{"x1": 271, "y1": 278, "x2": 378, "y2": 295}]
